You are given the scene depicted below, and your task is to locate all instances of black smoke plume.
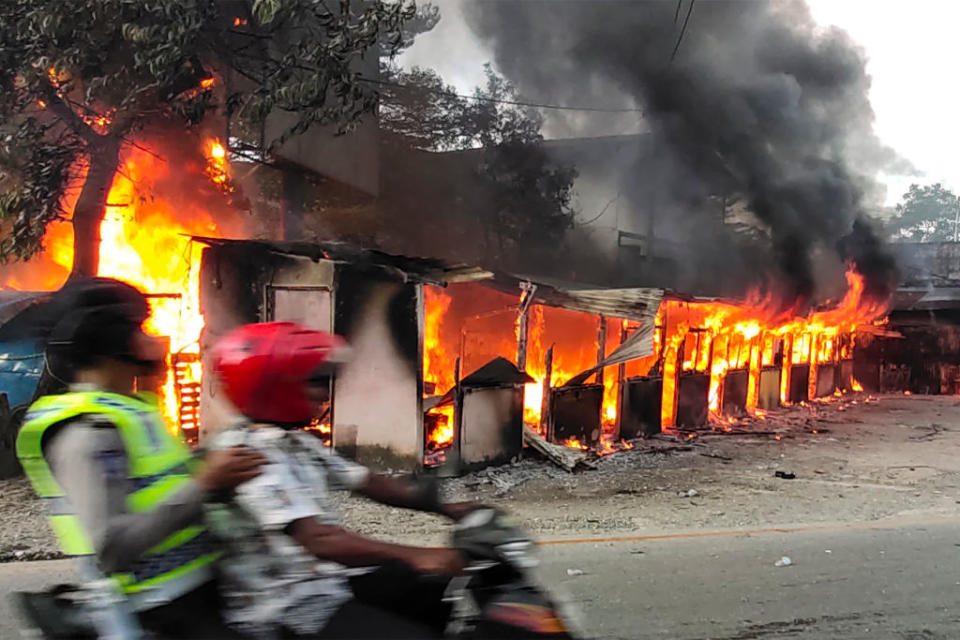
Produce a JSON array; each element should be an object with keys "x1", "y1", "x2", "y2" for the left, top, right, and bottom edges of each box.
[{"x1": 464, "y1": 0, "x2": 901, "y2": 305}]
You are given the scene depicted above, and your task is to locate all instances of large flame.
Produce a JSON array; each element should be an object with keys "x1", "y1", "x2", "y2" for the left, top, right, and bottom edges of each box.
[
  {"x1": 421, "y1": 267, "x2": 886, "y2": 455},
  {"x1": 422, "y1": 285, "x2": 625, "y2": 452},
  {"x1": 1, "y1": 134, "x2": 239, "y2": 436},
  {"x1": 656, "y1": 267, "x2": 885, "y2": 429}
]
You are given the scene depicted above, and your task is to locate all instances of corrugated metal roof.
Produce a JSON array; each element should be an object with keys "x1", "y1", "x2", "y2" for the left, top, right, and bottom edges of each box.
[
  {"x1": 533, "y1": 287, "x2": 664, "y2": 323},
  {"x1": 893, "y1": 287, "x2": 960, "y2": 311},
  {"x1": 191, "y1": 236, "x2": 462, "y2": 285},
  {"x1": 480, "y1": 271, "x2": 665, "y2": 322},
  {"x1": 192, "y1": 237, "x2": 672, "y2": 317},
  {"x1": 562, "y1": 322, "x2": 658, "y2": 387}
]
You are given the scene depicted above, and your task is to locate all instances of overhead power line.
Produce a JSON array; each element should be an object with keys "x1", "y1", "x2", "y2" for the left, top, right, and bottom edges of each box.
[
  {"x1": 670, "y1": 0, "x2": 696, "y2": 63},
  {"x1": 359, "y1": 77, "x2": 644, "y2": 114}
]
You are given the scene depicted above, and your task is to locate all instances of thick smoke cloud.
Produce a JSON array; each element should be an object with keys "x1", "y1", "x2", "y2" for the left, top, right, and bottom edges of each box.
[{"x1": 463, "y1": 0, "x2": 900, "y2": 304}]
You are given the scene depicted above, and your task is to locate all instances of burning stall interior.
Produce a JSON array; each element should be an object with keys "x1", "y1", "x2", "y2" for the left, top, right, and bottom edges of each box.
[
  {"x1": 422, "y1": 279, "x2": 664, "y2": 468},
  {"x1": 424, "y1": 265, "x2": 886, "y2": 467},
  {"x1": 0, "y1": 223, "x2": 894, "y2": 479},
  {"x1": 195, "y1": 236, "x2": 892, "y2": 475}
]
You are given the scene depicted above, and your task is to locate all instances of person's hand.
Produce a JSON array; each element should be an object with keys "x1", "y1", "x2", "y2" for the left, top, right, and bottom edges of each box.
[
  {"x1": 405, "y1": 548, "x2": 467, "y2": 576},
  {"x1": 197, "y1": 446, "x2": 266, "y2": 492}
]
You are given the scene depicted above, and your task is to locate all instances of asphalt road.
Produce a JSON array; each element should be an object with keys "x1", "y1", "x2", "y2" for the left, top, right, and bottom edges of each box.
[{"x1": 1, "y1": 517, "x2": 958, "y2": 639}]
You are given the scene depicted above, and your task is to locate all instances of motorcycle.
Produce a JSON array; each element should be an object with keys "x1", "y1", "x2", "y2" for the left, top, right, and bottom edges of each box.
[
  {"x1": 13, "y1": 506, "x2": 585, "y2": 639},
  {"x1": 444, "y1": 506, "x2": 585, "y2": 639}
]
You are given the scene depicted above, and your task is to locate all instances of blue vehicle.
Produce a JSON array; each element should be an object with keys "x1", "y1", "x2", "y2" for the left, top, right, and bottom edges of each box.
[{"x1": 0, "y1": 291, "x2": 53, "y2": 479}]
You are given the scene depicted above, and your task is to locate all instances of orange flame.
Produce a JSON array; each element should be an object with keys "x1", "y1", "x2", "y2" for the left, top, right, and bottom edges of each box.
[
  {"x1": 418, "y1": 265, "x2": 882, "y2": 451},
  {"x1": 423, "y1": 287, "x2": 454, "y2": 396},
  {"x1": 658, "y1": 267, "x2": 884, "y2": 428},
  {"x1": 425, "y1": 404, "x2": 455, "y2": 451},
  {"x1": 1, "y1": 133, "x2": 240, "y2": 436}
]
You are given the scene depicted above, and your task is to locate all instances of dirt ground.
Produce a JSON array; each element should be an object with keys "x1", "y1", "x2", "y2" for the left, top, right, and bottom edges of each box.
[{"x1": 3, "y1": 393, "x2": 959, "y2": 560}]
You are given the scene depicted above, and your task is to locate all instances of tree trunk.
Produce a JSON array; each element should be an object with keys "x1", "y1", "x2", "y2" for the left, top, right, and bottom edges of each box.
[{"x1": 69, "y1": 136, "x2": 122, "y2": 279}]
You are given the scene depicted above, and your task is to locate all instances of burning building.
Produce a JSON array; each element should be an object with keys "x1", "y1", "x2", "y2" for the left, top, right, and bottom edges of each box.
[
  {"x1": 190, "y1": 235, "x2": 888, "y2": 474},
  {"x1": 0, "y1": 115, "x2": 897, "y2": 480},
  {"x1": 0, "y1": 129, "x2": 250, "y2": 454}
]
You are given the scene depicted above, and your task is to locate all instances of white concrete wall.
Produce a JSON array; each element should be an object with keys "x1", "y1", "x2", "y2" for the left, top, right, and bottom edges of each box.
[{"x1": 332, "y1": 281, "x2": 422, "y2": 468}]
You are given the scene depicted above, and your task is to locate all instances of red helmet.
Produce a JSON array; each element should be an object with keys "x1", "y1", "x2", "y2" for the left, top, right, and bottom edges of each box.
[{"x1": 211, "y1": 322, "x2": 350, "y2": 424}]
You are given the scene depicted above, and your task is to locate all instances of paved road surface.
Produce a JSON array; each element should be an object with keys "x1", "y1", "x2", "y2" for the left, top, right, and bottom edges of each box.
[{"x1": 1, "y1": 518, "x2": 958, "y2": 639}]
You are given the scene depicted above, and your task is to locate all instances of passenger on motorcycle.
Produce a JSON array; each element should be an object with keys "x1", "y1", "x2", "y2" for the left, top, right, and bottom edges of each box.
[
  {"x1": 208, "y1": 321, "x2": 479, "y2": 639},
  {"x1": 16, "y1": 277, "x2": 266, "y2": 639}
]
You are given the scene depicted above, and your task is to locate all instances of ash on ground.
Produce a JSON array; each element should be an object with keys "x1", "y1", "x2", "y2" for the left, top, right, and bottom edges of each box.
[{"x1": 3, "y1": 394, "x2": 960, "y2": 560}]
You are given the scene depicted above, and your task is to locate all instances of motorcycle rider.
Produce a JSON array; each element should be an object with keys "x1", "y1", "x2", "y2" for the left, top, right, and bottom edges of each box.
[
  {"x1": 16, "y1": 277, "x2": 266, "y2": 638},
  {"x1": 208, "y1": 321, "x2": 479, "y2": 639}
]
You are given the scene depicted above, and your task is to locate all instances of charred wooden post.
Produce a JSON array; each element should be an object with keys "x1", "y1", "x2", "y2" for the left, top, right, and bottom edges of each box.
[
  {"x1": 541, "y1": 345, "x2": 554, "y2": 440},
  {"x1": 439, "y1": 355, "x2": 463, "y2": 478},
  {"x1": 615, "y1": 321, "x2": 629, "y2": 433},
  {"x1": 516, "y1": 282, "x2": 536, "y2": 370},
  {"x1": 596, "y1": 315, "x2": 607, "y2": 386},
  {"x1": 517, "y1": 309, "x2": 529, "y2": 371},
  {"x1": 454, "y1": 354, "x2": 462, "y2": 437}
]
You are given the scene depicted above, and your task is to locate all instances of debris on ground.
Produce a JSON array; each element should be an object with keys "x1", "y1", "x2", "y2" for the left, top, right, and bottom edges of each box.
[
  {"x1": 774, "y1": 471, "x2": 797, "y2": 480},
  {"x1": 3, "y1": 394, "x2": 960, "y2": 560},
  {"x1": 678, "y1": 489, "x2": 699, "y2": 498},
  {"x1": 775, "y1": 556, "x2": 793, "y2": 567},
  {"x1": 566, "y1": 569, "x2": 585, "y2": 576},
  {"x1": 523, "y1": 425, "x2": 592, "y2": 472}
]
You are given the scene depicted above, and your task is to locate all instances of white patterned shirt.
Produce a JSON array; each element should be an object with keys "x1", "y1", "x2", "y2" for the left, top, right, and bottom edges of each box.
[{"x1": 205, "y1": 423, "x2": 370, "y2": 637}]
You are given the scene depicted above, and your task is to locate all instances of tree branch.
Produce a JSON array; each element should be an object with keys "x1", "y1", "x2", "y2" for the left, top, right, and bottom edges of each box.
[{"x1": 40, "y1": 85, "x2": 98, "y2": 144}]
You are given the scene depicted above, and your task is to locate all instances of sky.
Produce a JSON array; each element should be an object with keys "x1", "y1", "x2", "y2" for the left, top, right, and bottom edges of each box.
[{"x1": 400, "y1": 0, "x2": 960, "y2": 208}]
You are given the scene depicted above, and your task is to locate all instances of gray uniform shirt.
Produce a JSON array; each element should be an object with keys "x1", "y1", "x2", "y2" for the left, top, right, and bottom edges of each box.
[{"x1": 45, "y1": 417, "x2": 208, "y2": 575}]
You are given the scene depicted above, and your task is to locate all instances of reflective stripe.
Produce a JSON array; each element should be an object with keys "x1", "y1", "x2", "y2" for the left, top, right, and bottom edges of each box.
[
  {"x1": 126, "y1": 530, "x2": 219, "y2": 582},
  {"x1": 18, "y1": 391, "x2": 218, "y2": 597},
  {"x1": 48, "y1": 515, "x2": 95, "y2": 556},
  {"x1": 146, "y1": 525, "x2": 204, "y2": 556},
  {"x1": 129, "y1": 552, "x2": 222, "y2": 593},
  {"x1": 124, "y1": 559, "x2": 218, "y2": 611},
  {"x1": 128, "y1": 472, "x2": 191, "y2": 512}
]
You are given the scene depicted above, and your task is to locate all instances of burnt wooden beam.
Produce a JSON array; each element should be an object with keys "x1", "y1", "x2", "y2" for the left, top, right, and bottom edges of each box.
[
  {"x1": 596, "y1": 315, "x2": 607, "y2": 386},
  {"x1": 541, "y1": 345, "x2": 555, "y2": 440}
]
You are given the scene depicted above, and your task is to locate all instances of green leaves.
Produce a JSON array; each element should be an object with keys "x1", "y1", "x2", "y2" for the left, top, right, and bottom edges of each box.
[
  {"x1": 0, "y1": 119, "x2": 78, "y2": 261},
  {"x1": 892, "y1": 183, "x2": 960, "y2": 242},
  {"x1": 0, "y1": 0, "x2": 416, "y2": 264},
  {"x1": 252, "y1": 0, "x2": 282, "y2": 26}
]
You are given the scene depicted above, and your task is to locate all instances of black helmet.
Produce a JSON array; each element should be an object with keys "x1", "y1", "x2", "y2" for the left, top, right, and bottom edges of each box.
[{"x1": 43, "y1": 277, "x2": 152, "y2": 380}]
